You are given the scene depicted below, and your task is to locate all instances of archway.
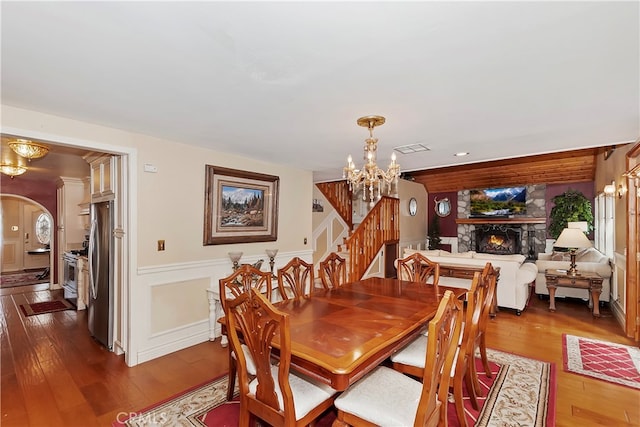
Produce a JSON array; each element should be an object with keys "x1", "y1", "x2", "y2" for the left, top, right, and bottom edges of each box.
[{"x1": 1, "y1": 194, "x2": 55, "y2": 291}]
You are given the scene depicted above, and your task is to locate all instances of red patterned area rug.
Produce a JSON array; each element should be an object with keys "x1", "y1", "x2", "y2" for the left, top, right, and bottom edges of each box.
[
  {"x1": 114, "y1": 349, "x2": 555, "y2": 427},
  {"x1": 19, "y1": 299, "x2": 74, "y2": 316},
  {"x1": 563, "y1": 334, "x2": 640, "y2": 390},
  {"x1": 0, "y1": 270, "x2": 48, "y2": 289}
]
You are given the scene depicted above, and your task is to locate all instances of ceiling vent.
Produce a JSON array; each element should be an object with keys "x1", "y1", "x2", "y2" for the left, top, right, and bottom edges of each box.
[{"x1": 394, "y1": 143, "x2": 431, "y2": 155}]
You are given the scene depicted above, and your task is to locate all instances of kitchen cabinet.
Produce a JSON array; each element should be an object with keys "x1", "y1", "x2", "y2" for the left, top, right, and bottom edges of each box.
[
  {"x1": 56, "y1": 177, "x2": 87, "y2": 287},
  {"x1": 90, "y1": 155, "x2": 116, "y2": 202}
]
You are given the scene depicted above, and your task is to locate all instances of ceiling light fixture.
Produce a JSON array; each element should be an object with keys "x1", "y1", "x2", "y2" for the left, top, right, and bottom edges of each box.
[
  {"x1": 0, "y1": 163, "x2": 27, "y2": 178},
  {"x1": 343, "y1": 115, "x2": 400, "y2": 205},
  {"x1": 454, "y1": 152, "x2": 469, "y2": 157},
  {"x1": 8, "y1": 139, "x2": 49, "y2": 161}
]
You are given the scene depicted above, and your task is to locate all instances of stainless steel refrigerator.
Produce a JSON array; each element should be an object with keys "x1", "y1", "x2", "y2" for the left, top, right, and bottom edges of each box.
[{"x1": 88, "y1": 200, "x2": 114, "y2": 350}]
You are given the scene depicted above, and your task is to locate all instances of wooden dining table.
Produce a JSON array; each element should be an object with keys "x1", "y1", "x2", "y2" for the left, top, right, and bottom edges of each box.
[{"x1": 265, "y1": 277, "x2": 466, "y2": 391}]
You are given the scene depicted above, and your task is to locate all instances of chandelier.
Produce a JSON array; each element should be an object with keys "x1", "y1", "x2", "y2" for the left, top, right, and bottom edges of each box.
[
  {"x1": 0, "y1": 163, "x2": 27, "y2": 178},
  {"x1": 343, "y1": 115, "x2": 400, "y2": 204},
  {"x1": 8, "y1": 139, "x2": 49, "y2": 161}
]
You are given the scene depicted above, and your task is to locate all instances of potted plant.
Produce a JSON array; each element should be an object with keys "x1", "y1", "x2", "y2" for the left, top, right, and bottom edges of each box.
[
  {"x1": 427, "y1": 215, "x2": 442, "y2": 250},
  {"x1": 548, "y1": 189, "x2": 594, "y2": 239}
]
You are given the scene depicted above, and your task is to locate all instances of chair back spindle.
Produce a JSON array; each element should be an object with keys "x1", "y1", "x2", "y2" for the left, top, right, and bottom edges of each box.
[
  {"x1": 277, "y1": 257, "x2": 315, "y2": 299},
  {"x1": 318, "y1": 252, "x2": 347, "y2": 289},
  {"x1": 397, "y1": 252, "x2": 440, "y2": 285}
]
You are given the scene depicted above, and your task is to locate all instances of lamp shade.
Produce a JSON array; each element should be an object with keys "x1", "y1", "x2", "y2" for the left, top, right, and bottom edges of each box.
[{"x1": 554, "y1": 227, "x2": 592, "y2": 249}]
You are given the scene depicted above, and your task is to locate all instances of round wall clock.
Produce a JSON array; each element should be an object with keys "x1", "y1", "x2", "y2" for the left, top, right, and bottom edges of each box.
[{"x1": 408, "y1": 198, "x2": 418, "y2": 216}]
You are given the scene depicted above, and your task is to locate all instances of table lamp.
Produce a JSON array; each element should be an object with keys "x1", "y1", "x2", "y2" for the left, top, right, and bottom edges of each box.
[
  {"x1": 554, "y1": 227, "x2": 592, "y2": 276},
  {"x1": 265, "y1": 248, "x2": 278, "y2": 278},
  {"x1": 228, "y1": 251, "x2": 243, "y2": 271}
]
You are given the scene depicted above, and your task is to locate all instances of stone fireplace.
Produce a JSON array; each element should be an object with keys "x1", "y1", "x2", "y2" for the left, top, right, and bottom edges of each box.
[
  {"x1": 455, "y1": 184, "x2": 547, "y2": 258},
  {"x1": 475, "y1": 225, "x2": 521, "y2": 255}
]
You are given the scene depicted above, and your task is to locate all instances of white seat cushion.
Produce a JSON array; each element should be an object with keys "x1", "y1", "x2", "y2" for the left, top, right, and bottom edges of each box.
[
  {"x1": 334, "y1": 366, "x2": 422, "y2": 426},
  {"x1": 232, "y1": 344, "x2": 257, "y2": 375},
  {"x1": 249, "y1": 365, "x2": 336, "y2": 420},
  {"x1": 390, "y1": 334, "x2": 428, "y2": 368},
  {"x1": 391, "y1": 328, "x2": 463, "y2": 377}
]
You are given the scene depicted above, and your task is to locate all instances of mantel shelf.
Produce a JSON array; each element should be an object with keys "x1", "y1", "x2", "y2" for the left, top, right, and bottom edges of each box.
[{"x1": 456, "y1": 217, "x2": 546, "y2": 225}]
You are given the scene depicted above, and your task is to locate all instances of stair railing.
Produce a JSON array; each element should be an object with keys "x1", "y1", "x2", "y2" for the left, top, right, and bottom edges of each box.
[{"x1": 344, "y1": 196, "x2": 399, "y2": 281}]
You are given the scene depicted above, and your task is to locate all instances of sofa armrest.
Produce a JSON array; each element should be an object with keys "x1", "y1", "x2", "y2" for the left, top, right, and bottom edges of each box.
[{"x1": 517, "y1": 263, "x2": 538, "y2": 284}]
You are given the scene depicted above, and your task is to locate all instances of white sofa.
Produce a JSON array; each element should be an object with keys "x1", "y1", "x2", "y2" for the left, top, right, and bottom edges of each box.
[
  {"x1": 399, "y1": 248, "x2": 538, "y2": 315},
  {"x1": 534, "y1": 247, "x2": 611, "y2": 302}
]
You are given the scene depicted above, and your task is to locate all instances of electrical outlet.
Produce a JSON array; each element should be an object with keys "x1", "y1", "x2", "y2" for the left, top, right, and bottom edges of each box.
[{"x1": 157, "y1": 240, "x2": 165, "y2": 251}]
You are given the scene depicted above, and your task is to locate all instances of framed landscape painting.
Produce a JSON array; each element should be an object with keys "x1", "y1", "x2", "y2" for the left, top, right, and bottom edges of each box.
[{"x1": 203, "y1": 165, "x2": 279, "y2": 245}]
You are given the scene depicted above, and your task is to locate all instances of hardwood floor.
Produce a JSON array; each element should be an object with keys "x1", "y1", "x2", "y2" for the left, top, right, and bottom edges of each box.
[{"x1": 1, "y1": 287, "x2": 638, "y2": 426}]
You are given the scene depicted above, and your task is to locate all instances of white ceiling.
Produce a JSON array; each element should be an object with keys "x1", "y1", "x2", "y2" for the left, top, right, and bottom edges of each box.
[{"x1": 1, "y1": 1, "x2": 638, "y2": 182}]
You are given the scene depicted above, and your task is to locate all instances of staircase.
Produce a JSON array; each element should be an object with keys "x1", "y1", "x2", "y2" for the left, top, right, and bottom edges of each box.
[{"x1": 316, "y1": 181, "x2": 399, "y2": 281}]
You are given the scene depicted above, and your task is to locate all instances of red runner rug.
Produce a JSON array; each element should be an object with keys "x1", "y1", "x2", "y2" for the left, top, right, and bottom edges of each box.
[
  {"x1": 0, "y1": 270, "x2": 48, "y2": 288},
  {"x1": 114, "y1": 349, "x2": 555, "y2": 426},
  {"x1": 19, "y1": 299, "x2": 74, "y2": 316},
  {"x1": 562, "y1": 334, "x2": 640, "y2": 390}
]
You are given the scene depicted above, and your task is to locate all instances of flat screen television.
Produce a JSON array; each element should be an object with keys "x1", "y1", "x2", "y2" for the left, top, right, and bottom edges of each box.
[{"x1": 470, "y1": 186, "x2": 527, "y2": 217}]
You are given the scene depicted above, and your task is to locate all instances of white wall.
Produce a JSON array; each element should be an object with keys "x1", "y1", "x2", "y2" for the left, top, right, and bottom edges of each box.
[{"x1": 2, "y1": 104, "x2": 313, "y2": 365}]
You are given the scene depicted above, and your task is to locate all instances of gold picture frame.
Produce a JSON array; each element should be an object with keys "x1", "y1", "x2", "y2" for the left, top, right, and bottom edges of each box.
[{"x1": 203, "y1": 165, "x2": 279, "y2": 245}]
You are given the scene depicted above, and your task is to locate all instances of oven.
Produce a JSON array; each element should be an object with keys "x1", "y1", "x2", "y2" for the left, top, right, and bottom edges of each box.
[{"x1": 63, "y1": 252, "x2": 78, "y2": 306}]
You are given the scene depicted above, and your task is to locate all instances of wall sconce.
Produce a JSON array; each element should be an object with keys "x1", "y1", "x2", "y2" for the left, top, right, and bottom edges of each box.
[
  {"x1": 617, "y1": 183, "x2": 626, "y2": 199},
  {"x1": 603, "y1": 181, "x2": 616, "y2": 197},
  {"x1": 623, "y1": 168, "x2": 640, "y2": 199}
]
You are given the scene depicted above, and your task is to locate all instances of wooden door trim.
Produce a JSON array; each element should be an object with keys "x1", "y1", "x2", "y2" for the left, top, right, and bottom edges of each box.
[{"x1": 624, "y1": 140, "x2": 640, "y2": 341}]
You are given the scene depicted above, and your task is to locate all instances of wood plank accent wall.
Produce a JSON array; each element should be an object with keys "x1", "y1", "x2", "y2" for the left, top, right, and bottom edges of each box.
[{"x1": 408, "y1": 148, "x2": 599, "y2": 193}]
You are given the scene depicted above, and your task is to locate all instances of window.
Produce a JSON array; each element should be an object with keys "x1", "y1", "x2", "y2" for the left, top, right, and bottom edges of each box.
[
  {"x1": 594, "y1": 193, "x2": 614, "y2": 258},
  {"x1": 35, "y1": 212, "x2": 52, "y2": 245}
]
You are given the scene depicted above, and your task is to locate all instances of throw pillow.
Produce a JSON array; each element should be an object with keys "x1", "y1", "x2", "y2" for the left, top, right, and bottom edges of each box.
[
  {"x1": 575, "y1": 247, "x2": 607, "y2": 263},
  {"x1": 439, "y1": 251, "x2": 474, "y2": 258},
  {"x1": 473, "y1": 252, "x2": 526, "y2": 263},
  {"x1": 550, "y1": 251, "x2": 571, "y2": 261},
  {"x1": 403, "y1": 248, "x2": 441, "y2": 257}
]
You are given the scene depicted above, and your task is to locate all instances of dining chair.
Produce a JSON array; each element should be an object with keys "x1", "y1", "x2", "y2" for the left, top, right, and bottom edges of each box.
[
  {"x1": 225, "y1": 288, "x2": 337, "y2": 427},
  {"x1": 333, "y1": 290, "x2": 464, "y2": 427},
  {"x1": 389, "y1": 272, "x2": 483, "y2": 427},
  {"x1": 476, "y1": 262, "x2": 498, "y2": 380},
  {"x1": 276, "y1": 257, "x2": 315, "y2": 299},
  {"x1": 396, "y1": 252, "x2": 440, "y2": 285},
  {"x1": 318, "y1": 252, "x2": 346, "y2": 289},
  {"x1": 219, "y1": 264, "x2": 273, "y2": 401}
]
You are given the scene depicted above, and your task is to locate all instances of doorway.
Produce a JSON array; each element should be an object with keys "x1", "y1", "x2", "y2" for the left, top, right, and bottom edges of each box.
[{"x1": 1, "y1": 195, "x2": 53, "y2": 291}]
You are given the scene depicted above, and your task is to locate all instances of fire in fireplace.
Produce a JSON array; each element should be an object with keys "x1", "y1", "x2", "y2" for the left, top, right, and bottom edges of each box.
[{"x1": 475, "y1": 225, "x2": 521, "y2": 255}]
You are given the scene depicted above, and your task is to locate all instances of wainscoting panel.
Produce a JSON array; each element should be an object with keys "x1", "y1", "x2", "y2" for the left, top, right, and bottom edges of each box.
[
  {"x1": 611, "y1": 251, "x2": 627, "y2": 327},
  {"x1": 134, "y1": 250, "x2": 312, "y2": 365}
]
